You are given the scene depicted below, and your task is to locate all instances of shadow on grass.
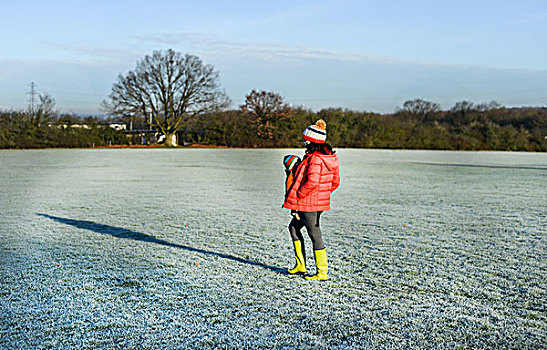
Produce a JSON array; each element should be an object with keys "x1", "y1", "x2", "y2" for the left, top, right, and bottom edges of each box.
[{"x1": 37, "y1": 213, "x2": 285, "y2": 275}]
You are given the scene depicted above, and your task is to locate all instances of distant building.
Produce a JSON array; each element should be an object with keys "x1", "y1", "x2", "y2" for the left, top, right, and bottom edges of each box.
[
  {"x1": 101, "y1": 122, "x2": 127, "y2": 131},
  {"x1": 47, "y1": 122, "x2": 127, "y2": 130},
  {"x1": 47, "y1": 123, "x2": 90, "y2": 129}
]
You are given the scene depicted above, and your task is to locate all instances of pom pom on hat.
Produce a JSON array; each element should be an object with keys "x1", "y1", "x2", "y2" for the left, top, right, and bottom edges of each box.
[
  {"x1": 303, "y1": 119, "x2": 327, "y2": 143},
  {"x1": 315, "y1": 119, "x2": 326, "y2": 130}
]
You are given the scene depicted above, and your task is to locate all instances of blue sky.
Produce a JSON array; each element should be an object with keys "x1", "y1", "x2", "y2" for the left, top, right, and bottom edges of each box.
[{"x1": 1, "y1": 0, "x2": 546, "y2": 114}]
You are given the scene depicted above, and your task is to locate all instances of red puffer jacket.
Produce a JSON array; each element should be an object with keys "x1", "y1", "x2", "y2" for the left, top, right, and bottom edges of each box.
[{"x1": 283, "y1": 151, "x2": 340, "y2": 212}]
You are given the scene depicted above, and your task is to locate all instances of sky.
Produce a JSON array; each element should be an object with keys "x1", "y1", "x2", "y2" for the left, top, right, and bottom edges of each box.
[{"x1": 1, "y1": 0, "x2": 546, "y2": 114}]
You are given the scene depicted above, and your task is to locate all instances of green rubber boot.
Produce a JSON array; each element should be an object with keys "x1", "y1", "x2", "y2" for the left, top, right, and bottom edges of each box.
[
  {"x1": 305, "y1": 248, "x2": 328, "y2": 281},
  {"x1": 287, "y1": 240, "x2": 306, "y2": 275}
]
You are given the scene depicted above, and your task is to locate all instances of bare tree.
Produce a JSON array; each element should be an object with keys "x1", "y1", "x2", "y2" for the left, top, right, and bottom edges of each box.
[
  {"x1": 399, "y1": 98, "x2": 441, "y2": 117},
  {"x1": 241, "y1": 90, "x2": 293, "y2": 139},
  {"x1": 28, "y1": 93, "x2": 56, "y2": 126},
  {"x1": 450, "y1": 100, "x2": 476, "y2": 126},
  {"x1": 476, "y1": 100, "x2": 501, "y2": 112},
  {"x1": 451, "y1": 100, "x2": 475, "y2": 114},
  {"x1": 103, "y1": 49, "x2": 230, "y2": 146}
]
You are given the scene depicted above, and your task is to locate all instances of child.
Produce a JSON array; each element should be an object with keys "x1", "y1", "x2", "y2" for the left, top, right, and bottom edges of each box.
[{"x1": 283, "y1": 154, "x2": 301, "y2": 220}]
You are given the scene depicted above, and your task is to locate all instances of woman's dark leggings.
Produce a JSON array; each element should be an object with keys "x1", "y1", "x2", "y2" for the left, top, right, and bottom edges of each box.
[{"x1": 289, "y1": 211, "x2": 325, "y2": 250}]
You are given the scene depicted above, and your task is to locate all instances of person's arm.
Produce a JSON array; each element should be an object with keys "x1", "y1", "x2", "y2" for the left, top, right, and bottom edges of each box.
[
  {"x1": 297, "y1": 157, "x2": 321, "y2": 198},
  {"x1": 331, "y1": 165, "x2": 340, "y2": 192}
]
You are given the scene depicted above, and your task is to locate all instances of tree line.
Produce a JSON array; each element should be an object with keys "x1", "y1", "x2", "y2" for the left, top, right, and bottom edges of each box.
[
  {"x1": 182, "y1": 101, "x2": 547, "y2": 151},
  {"x1": 1, "y1": 49, "x2": 545, "y2": 151},
  {"x1": 1, "y1": 100, "x2": 545, "y2": 151},
  {"x1": 0, "y1": 111, "x2": 129, "y2": 149}
]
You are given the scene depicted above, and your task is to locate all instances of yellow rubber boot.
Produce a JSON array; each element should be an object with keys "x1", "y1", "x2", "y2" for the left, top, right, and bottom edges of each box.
[
  {"x1": 305, "y1": 249, "x2": 328, "y2": 281},
  {"x1": 287, "y1": 240, "x2": 306, "y2": 275}
]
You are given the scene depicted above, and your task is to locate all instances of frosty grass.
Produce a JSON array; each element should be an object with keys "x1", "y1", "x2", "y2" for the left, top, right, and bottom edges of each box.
[{"x1": 1, "y1": 149, "x2": 545, "y2": 349}]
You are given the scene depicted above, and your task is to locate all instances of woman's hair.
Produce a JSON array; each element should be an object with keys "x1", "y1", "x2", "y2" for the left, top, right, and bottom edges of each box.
[{"x1": 305, "y1": 142, "x2": 335, "y2": 155}]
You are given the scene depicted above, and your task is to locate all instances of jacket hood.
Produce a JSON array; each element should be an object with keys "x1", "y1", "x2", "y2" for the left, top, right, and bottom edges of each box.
[{"x1": 314, "y1": 152, "x2": 339, "y2": 171}]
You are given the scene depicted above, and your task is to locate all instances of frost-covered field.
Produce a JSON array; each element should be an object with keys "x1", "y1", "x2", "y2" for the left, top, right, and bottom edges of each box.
[{"x1": 1, "y1": 148, "x2": 546, "y2": 349}]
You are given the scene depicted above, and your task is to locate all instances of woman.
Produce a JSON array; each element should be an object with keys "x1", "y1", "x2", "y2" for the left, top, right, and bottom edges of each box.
[{"x1": 283, "y1": 119, "x2": 340, "y2": 280}]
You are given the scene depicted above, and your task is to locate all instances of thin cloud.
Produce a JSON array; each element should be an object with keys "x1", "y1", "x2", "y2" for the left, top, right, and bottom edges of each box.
[
  {"x1": 42, "y1": 41, "x2": 140, "y2": 64},
  {"x1": 132, "y1": 31, "x2": 547, "y2": 73},
  {"x1": 21, "y1": 33, "x2": 547, "y2": 74},
  {"x1": 132, "y1": 32, "x2": 414, "y2": 64},
  {"x1": 0, "y1": 57, "x2": 125, "y2": 68}
]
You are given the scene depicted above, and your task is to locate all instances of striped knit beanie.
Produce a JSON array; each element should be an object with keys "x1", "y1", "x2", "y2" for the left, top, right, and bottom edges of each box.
[
  {"x1": 303, "y1": 119, "x2": 327, "y2": 143},
  {"x1": 283, "y1": 154, "x2": 301, "y2": 172}
]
